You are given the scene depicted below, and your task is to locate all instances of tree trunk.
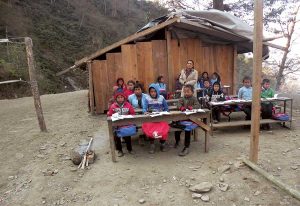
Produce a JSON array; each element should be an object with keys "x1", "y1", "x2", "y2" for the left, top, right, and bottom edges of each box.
[
  {"x1": 275, "y1": 6, "x2": 299, "y2": 91},
  {"x1": 213, "y1": 0, "x2": 224, "y2": 11},
  {"x1": 112, "y1": 0, "x2": 117, "y2": 17}
]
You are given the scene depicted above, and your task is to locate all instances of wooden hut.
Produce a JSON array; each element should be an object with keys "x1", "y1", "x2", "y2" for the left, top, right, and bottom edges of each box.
[{"x1": 70, "y1": 10, "x2": 269, "y2": 114}]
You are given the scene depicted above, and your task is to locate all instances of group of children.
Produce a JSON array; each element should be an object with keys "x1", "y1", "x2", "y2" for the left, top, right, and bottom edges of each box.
[
  {"x1": 237, "y1": 76, "x2": 275, "y2": 129},
  {"x1": 107, "y1": 61, "x2": 276, "y2": 157},
  {"x1": 108, "y1": 77, "x2": 201, "y2": 157}
]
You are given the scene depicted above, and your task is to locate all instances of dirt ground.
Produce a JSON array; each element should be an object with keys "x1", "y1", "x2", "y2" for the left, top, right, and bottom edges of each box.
[{"x1": 0, "y1": 90, "x2": 299, "y2": 206}]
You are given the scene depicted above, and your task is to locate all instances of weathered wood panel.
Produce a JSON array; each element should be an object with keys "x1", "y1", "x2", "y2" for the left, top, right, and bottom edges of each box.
[
  {"x1": 136, "y1": 42, "x2": 153, "y2": 90},
  {"x1": 106, "y1": 53, "x2": 123, "y2": 91},
  {"x1": 152, "y1": 40, "x2": 168, "y2": 85},
  {"x1": 171, "y1": 39, "x2": 181, "y2": 81},
  {"x1": 92, "y1": 60, "x2": 108, "y2": 113},
  {"x1": 121, "y1": 44, "x2": 138, "y2": 82}
]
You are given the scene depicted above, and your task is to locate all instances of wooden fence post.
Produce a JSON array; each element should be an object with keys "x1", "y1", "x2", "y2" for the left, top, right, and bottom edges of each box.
[
  {"x1": 250, "y1": 0, "x2": 263, "y2": 163},
  {"x1": 24, "y1": 37, "x2": 47, "y2": 132},
  {"x1": 87, "y1": 61, "x2": 95, "y2": 114}
]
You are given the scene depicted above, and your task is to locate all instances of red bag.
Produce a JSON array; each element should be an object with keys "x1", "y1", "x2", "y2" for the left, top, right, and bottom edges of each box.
[{"x1": 142, "y1": 122, "x2": 170, "y2": 140}]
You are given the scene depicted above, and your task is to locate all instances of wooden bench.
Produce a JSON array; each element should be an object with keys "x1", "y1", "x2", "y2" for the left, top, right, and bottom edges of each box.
[{"x1": 212, "y1": 118, "x2": 291, "y2": 129}]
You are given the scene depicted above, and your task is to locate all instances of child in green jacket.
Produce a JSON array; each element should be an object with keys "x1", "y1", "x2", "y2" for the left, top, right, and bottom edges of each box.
[{"x1": 261, "y1": 79, "x2": 275, "y2": 130}]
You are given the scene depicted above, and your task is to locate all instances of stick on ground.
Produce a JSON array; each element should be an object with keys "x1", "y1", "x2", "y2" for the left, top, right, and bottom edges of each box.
[{"x1": 243, "y1": 158, "x2": 300, "y2": 201}]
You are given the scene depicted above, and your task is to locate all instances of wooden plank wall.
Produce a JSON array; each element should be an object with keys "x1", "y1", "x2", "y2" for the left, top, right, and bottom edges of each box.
[
  {"x1": 91, "y1": 38, "x2": 235, "y2": 113},
  {"x1": 92, "y1": 60, "x2": 108, "y2": 114}
]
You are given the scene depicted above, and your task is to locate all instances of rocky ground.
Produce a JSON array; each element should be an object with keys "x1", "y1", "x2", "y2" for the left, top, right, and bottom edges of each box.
[{"x1": 0, "y1": 90, "x2": 299, "y2": 206}]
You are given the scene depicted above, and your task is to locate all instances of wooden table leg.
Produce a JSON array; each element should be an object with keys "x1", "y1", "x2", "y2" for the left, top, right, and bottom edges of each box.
[
  {"x1": 108, "y1": 121, "x2": 117, "y2": 162},
  {"x1": 204, "y1": 117, "x2": 209, "y2": 153}
]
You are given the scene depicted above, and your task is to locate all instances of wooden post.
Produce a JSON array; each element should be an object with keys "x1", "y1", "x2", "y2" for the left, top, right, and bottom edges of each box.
[
  {"x1": 243, "y1": 158, "x2": 300, "y2": 201},
  {"x1": 250, "y1": 0, "x2": 263, "y2": 163},
  {"x1": 165, "y1": 28, "x2": 174, "y2": 92},
  {"x1": 24, "y1": 37, "x2": 47, "y2": 132},
  {"x1": 88, "y1": 61, "x2": 95, "y2": 114},
  {"x1": 108, "y1": 121, "x2": 117, "y2": 162},
  {"x1": 232, "y1": 45, "x2": 238, "y2": 95}
]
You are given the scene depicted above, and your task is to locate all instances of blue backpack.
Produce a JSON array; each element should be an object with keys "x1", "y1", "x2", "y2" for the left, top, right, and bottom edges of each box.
[
  {"x1": 179, "y1": 121, "x2": 198, "y2": 131},
  {"x1": 116, "y1": 125, "x2": 137, "y2": 138},
  {"x1": 273, "y1": 113, "x2": 289, "y2": 121}
]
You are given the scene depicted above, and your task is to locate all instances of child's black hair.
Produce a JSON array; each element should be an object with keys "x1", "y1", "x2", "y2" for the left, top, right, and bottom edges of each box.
[
  {"x1": 187, "y1": 60, "x2": 194, "y2": 65},
  {"x1": 116, "y1": 77, "x2": 124, "y2": 85},
  {"x1": 127, "y1": 80, "x2": 135, "y2": 85},
  {"x1": 184, "y1": 84, "x2": 194, "y2": 92},
  {"x1": 134, "y1": 83, "x2": 144, "y2": 91},
  {"x1": 243, "y1": 76, "x2": 251, "y2": 82},
  {"x1": 212, "y1": 82, "x2": 221, "y2": 91},
  {"x1": 202, "y1": 72, "x2": 208, "y2": 77},
  {"x1": 157, "y1": 75, "x2": 164, "y2": 82},
  {"x1": 203, "y1": 79, "x2": 210, "y2": 84},
  {"x1": 262, "y1": 78, "x2": 270, "y2": 84}
]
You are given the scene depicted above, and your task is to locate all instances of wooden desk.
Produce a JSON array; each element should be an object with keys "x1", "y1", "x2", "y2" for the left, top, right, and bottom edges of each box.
[
  {"x1": 107, "y1": 110, "x2": 211, "y2": 162},
  {"x1": 134, "y1": 105, "x2": 178, "y2": 114},
  {"x1": 208, "y1": 98, "x2": 293, "y2": 129}
]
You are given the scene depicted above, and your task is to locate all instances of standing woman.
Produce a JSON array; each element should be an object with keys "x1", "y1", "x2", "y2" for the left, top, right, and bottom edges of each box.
[{"x1": 179, "y1": 60, "x2": 198, "y2": 97}]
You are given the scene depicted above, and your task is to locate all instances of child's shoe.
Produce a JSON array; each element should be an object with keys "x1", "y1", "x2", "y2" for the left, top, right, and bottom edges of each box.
[
  {"x1": 149, "y1": 143, "x2": 155, "y2": 154},
  {"x1": 160, "y1": 143, "x2": 167, "y2": 152},
  {"x1": 117, "y1": 150, "x2": 124, "y2": 157},
  {"x1": 179, "y1": 147, "x2": 189, "y2": 156}
]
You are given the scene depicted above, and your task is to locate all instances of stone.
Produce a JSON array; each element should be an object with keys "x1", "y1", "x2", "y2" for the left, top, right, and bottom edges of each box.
[
  {"x1": 70, "y1": 168, "x2": 77, "y2": 172},
  {"x1": 254, "y1": 191, "x2": 261, "y2": 196},
  {"x1": 70, "y1": 151, "x2": 82, "y2": 165},
  {"x1": 201, "y1": 195, "x2": 210, "y2": 202},
  {"x1": 189, "y1": 182, "x2": 213, "y2": 193},
  {"x1": 218, "y1": 183, "x2": 229, "y2": 192},
  {"x1": 60, "y1": 142, "x2": 67, "y2": 147},
  {"x1": 192, "y1": 193, "x2": 202, "y2": 199},
  {"x1": 218, "y1": 165, "x2": 231, "y2": 173},
  {"x1": 138, "y1": 199, "x2": 146, "y2": 204},
  {"x1": 163, "y1": 179, "x2": 167, "y2": 183},
  {"x1": 8, "y1": 176, "x2": 15, "y2": 180},
  {"x1": 212, "y1": 171, "x2": 216, "y2": 174},
  {"x1": 42, "y1": 200, "x2": 46, "y2": 204},
  {"x1": 53, "y1": 169, "x2": 59, "y2": 174},
  {"x1": 219, "y1": 177, "x2": 224, "y2": 182},
  {"x1": 244, "y1": 197, "x2": 250, "y2": 201},
  {"x1": 291, "y1": 166, "x2": 298, "y2": 170},
  {"x1": 233, "y1": 161, "x2": 244, "y2": 169}
]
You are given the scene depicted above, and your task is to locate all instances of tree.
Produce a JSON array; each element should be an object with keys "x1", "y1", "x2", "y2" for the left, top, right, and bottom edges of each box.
[
  {"x1": 220, "y1": 0, "x2": 300, "y2": 91},
  {"x1": 213, "y1": 0, "x2": 224, "y2": 11},
  {"x1": 266, "y1": 4, "x2": 300, "y2": 90}
]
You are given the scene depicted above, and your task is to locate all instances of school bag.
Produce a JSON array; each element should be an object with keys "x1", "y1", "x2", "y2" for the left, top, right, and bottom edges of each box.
[
  {"x1": 179, "y1": 121, "x2": 198, "y2": 131},
  {"x1": 142, "y1": 122, "x2": 170, "y2": 140},
  {"x1": 272, "y1": 113, "x2": 289, "y2": 121},
  {"x1": 116, "y1": 125, "x2": 137, "y2": 138}
]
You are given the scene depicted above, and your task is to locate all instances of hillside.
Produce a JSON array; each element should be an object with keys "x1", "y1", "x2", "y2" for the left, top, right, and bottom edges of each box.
[{"x1": 0, "y1": 0, "x2": 167, "y2": 98}]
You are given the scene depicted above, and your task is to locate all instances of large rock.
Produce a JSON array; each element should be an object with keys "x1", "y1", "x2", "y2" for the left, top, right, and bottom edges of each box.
[{"x1": 189, "y1": 182, "x2": 213, "y2": 193}]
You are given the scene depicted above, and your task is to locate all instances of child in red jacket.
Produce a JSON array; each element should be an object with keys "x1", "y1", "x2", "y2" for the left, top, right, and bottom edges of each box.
[{"x1": 107, "y1": 92, "x2": 136, "y2": 157}]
